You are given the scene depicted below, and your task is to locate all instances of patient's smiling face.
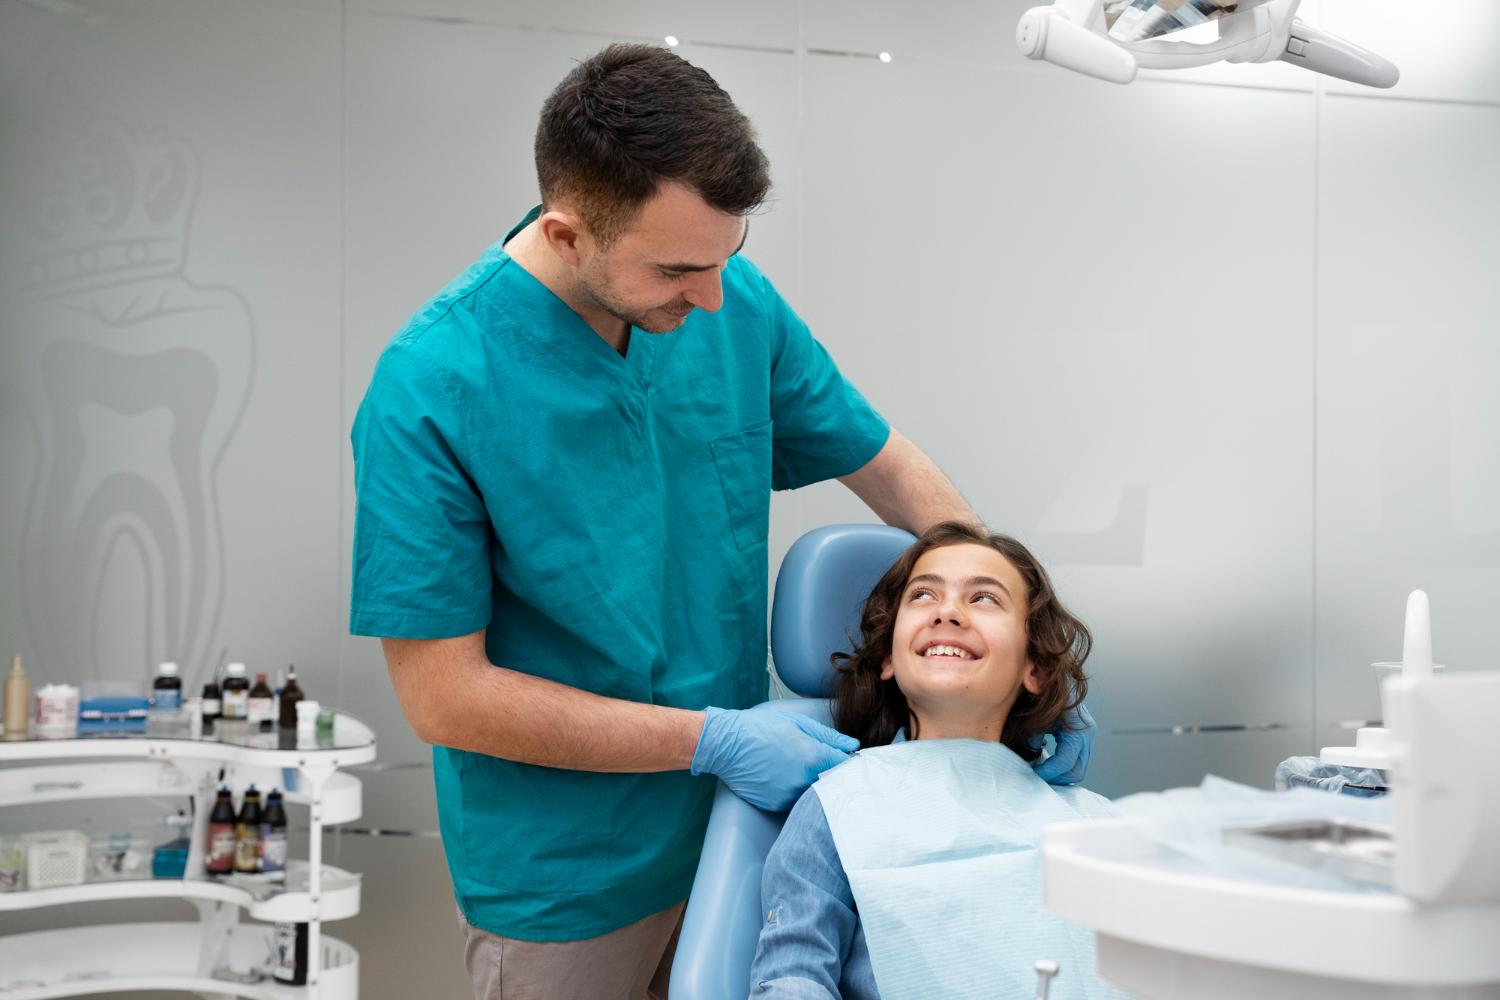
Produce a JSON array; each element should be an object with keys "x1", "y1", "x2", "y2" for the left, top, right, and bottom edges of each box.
[{"x1": 881, "y1": 543, "x2": 1042, "y2": 741}]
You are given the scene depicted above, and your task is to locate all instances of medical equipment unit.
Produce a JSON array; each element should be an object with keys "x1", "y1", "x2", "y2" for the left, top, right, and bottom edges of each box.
[
  {"x1": 1016, "y1": 0, "x2": 1399, "y2": 88},
  {"x1": 1043, "y1": 591, "x2": 1500, "y2": 998}
]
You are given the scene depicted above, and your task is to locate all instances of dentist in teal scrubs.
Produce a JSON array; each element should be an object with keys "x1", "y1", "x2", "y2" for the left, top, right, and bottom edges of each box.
[{"x1": 350, "y1": 44, "x2": 1086, "y2": 1000}]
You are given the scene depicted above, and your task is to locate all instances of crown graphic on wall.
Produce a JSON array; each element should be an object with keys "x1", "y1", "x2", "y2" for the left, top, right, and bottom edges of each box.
[{"x1": 9, "y1": 109, "x2": 200, "y2": 301}]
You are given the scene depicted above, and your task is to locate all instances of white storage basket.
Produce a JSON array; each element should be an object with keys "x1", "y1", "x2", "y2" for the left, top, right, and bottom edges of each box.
[{"x1": 23, "y1": 830, "x2": 89, "y2": 889}]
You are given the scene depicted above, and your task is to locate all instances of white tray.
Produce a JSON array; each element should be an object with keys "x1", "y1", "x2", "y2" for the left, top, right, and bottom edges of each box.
[{"x1": 1042, "y1": 817, "x2": 1500, "y2": 999}]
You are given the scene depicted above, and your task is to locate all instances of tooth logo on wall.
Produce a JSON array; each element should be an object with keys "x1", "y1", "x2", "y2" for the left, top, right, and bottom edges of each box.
[{"x1": 3, "y1": 82, "x2": 255, "y2": 688}]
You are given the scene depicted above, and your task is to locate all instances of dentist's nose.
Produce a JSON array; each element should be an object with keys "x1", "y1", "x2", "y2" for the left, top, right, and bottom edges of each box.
[{"x1": 683, "y1": 270, "x2": 724, "y2": 313}]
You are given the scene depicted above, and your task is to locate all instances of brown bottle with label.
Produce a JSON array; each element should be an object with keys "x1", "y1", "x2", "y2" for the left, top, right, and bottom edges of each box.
[
  {"x1": 234, "y1": 786, "x2": 262, "y2": 873},
  {"x1": 206, "y1": 786, "x2": 237, "y2": 874},
  {"x1": 221, "y1": 662, "x2": 250, "y2": 720},
  {"x1": 200, "y1": 680, "x2": 221, "y2": 723},
  {"x1": 248, "y1": 673, "x2": 274, "y2": 729},
  {"x1": 278, "y1": 665, "x2": 304, "y2": 729}
]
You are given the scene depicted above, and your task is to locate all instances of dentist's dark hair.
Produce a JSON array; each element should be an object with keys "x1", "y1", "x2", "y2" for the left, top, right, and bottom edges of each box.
[
  {"x1": 535, "y1": 43, "x2": 771, "y2": 245},
  {"x1": 831, "y1": 521, "x2": 1091, "y2": 760}
]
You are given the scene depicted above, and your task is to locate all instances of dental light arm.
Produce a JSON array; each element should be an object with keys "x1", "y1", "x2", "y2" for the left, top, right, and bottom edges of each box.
[
  {"x1": 1278, "y1": 19, "x2": 1400, "y2": 88},
  {"x1": 1017, "y1": 2, "x2": 1137, "y2": 84},
  {"x1": 1017, "y1": 0, "x2": 1399, "y2": 88}
]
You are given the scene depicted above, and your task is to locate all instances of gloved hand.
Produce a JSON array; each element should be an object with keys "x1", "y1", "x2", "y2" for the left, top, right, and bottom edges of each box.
[
  {"x1": 691, "y1": 707, "x2": 859, "y2": 811},
  {"x1": 1030, "y1": 702, "x2": 1096, "y2": 785}
]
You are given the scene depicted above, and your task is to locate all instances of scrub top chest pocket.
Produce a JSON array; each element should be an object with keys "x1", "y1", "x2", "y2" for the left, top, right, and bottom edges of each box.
[{"x1": 710, "y1": 420, "x2": 773, "y2": 551}]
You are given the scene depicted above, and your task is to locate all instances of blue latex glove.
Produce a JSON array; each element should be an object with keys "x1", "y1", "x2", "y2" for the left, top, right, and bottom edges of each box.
[
  {"x1": 690, "y1": 707, "x2": 859, "y2": 811},
  {"x1": 1030, "y1": 702, "x2": 1096, "y2": 785}
]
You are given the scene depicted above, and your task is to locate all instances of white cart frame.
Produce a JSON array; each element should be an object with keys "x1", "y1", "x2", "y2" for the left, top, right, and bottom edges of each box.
[{"x1": 0, "y1": 714, "x2": 376, "y2": 999}]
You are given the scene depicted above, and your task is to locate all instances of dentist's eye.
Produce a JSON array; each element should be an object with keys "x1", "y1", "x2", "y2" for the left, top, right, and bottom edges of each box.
[{"x1": 660, "y1": 269, "x2": 686, "y2": 281}]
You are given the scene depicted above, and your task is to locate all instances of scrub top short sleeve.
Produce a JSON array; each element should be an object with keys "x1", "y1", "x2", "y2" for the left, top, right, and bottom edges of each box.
[
  {"x1": 347, "y1": 214, "x2": 890, "y2": 943},
  {"x1": 350, "y1": 336, "x2": 492, "y2": 639},
  {"x1": 749, "y1": 263, "x2": 890, "y2": 491}
]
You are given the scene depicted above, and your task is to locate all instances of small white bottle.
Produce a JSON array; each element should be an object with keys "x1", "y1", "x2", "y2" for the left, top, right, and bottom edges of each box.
[{"x1": 295, "y1": 700, "x2": 319, "y2": 746}]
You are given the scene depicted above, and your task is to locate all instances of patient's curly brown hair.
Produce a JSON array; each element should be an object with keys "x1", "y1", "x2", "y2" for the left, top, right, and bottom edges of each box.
[{"x1": 832, "y1": 521, "x2": 1091, "y2": 761}]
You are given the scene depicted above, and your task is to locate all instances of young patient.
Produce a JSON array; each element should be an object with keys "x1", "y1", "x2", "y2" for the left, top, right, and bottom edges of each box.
[{"x1": 749, "y1": 521, "x2": 1124, "y2": 1000}]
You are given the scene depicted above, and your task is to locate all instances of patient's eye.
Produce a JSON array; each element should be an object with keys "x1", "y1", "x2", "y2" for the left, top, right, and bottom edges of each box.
[
  {"x1": 907, "y1": 587, "x2": 935, "y2": 602},
  {"x1": 972, "y1": 591, "x2": 1001, "y2": 606}
]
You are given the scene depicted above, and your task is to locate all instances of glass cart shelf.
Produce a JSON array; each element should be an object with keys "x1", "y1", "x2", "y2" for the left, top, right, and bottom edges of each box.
[{"x1": 0, "y1": 711, "x2": 376, "y2": 765}]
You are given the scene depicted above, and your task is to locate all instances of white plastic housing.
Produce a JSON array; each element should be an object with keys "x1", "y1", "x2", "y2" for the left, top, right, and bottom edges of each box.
[
  {"x1": 1387, "y1": 672, "x2": 1500, "y2": 905},
  {"x1": 1017, "y1": 6, "x2": 1137, "y2": 84}
]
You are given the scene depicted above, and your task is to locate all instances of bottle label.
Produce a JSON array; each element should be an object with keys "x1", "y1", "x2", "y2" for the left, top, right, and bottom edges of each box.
[
  {"x1": 247, "y1": 697, "x2": 274, "y2": 724},
  {"x1": 208, "y1": 827, "x2": 236, "y2": 868},
  {"x1": 260, "y1": 829, "x2": 287, "y2": 873},
  {"x1": 202, "y1": 697, "x2": 221, "y2": 716},
  {"x1": 153, "y1": 688, "x2": 182, "y2": 712},
  {"x1": 273, "y1": 922, "x2": 304, "y2": 982},
  {"x1": 222, "y1": 690, "x2": 247, "y2": 719},
  {"x1": 235, "y1": 827, "x2": 260, "y2": 871}
]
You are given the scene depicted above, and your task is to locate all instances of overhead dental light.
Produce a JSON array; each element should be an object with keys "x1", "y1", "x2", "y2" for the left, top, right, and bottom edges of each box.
[{"x1": 1016, "y1": 0, "x2": 1400, "y2": 88}]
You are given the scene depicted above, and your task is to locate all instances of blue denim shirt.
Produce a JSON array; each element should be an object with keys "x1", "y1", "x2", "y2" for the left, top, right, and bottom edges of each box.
[
  {"x1": 749, "y1": 782, "x2": 878, "y2": 999},
  {"x1": 748, "y1": 732, "x2": 911, "y2": 999}
]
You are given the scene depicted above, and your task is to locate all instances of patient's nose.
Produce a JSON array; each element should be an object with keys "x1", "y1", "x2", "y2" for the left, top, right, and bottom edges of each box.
[{"x1": 932, "y1": 591, "x2": 966, "y2": 628}]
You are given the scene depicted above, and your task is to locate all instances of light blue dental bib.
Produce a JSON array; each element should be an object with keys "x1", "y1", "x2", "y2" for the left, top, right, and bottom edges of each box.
[{"x1": 813, "y1": 739, "x2": 1130, "y2": 1000}]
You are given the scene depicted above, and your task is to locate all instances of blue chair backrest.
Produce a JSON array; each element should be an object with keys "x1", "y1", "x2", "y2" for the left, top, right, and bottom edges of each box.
[{"x1": 670, "y1": 523, "x2": 915, "y2": 1000}]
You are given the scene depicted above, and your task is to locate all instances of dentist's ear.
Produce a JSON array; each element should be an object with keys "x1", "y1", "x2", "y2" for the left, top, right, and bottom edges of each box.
[
  {"x1": 879, "y1": 656, "x2": 895, "y2": 681},
  {"x1": 538, "y1": 209, "x2": 588, "y2": 268},
  {"x1": 1022, "y1": 661, "x2": 1043, "y2": 696}
]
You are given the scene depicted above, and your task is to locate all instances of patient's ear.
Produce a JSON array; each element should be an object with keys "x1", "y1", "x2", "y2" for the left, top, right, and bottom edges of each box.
[
  {"x1": 879, "y1": 656, "x2": 895, "y2": 681},
  {"x1": 1021, "y1": 660, "x2": 1043, "y2": 696}
]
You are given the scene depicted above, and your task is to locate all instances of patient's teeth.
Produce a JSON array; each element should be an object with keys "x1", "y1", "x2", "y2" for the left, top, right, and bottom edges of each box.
[{"x1": 922, "y1": 644, "x2": 975, "y2": 659}]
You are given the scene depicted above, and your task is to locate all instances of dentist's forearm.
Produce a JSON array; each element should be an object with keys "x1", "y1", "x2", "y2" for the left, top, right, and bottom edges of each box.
[
  {"x1": 382, "y1": 632, "x2": 705, "y2": 771},
  {"x1": 838, "y1": 427, "x2": 980, "y2": 534}
]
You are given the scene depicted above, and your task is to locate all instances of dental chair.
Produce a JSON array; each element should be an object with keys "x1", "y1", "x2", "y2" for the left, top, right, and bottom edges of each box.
[{"x1": 670, "y1": 523, "x2": 915, "y2": 1000}]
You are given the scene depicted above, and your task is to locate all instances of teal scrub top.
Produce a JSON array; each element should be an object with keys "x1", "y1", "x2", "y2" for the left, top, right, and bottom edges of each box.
[{"x1": 349, "y1": 207, "x2": 890, "y2": 941}]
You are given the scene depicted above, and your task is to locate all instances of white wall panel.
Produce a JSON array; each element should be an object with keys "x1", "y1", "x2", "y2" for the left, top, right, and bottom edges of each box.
[
  {"x1": 1315, "y1": 96, "x2": 1500, "y2": 749},
  {"x1": 1089, "y1": 728, "x2": 1310, "y2": 798},
  {"x1": 1321, "y1": 0, "x2": 1500, "y2": 104},
  {"x1": 0, "y1": 0, "x2": 343, "y2": 700},
  {"x1": 803, "y1": 0, "x2": 1035, "y2": 69},
  {"x1": 346, "y1": 0, "x2": 799, "y2": 52},
  {"x1": 797, "y1": 53, "x2": 1318, "y2": 783}
]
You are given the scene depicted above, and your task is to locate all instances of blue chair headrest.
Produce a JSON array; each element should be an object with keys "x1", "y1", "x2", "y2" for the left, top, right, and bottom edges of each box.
[{"x1": 769, "y1": 523, "x2": 916, "y2": 697}]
